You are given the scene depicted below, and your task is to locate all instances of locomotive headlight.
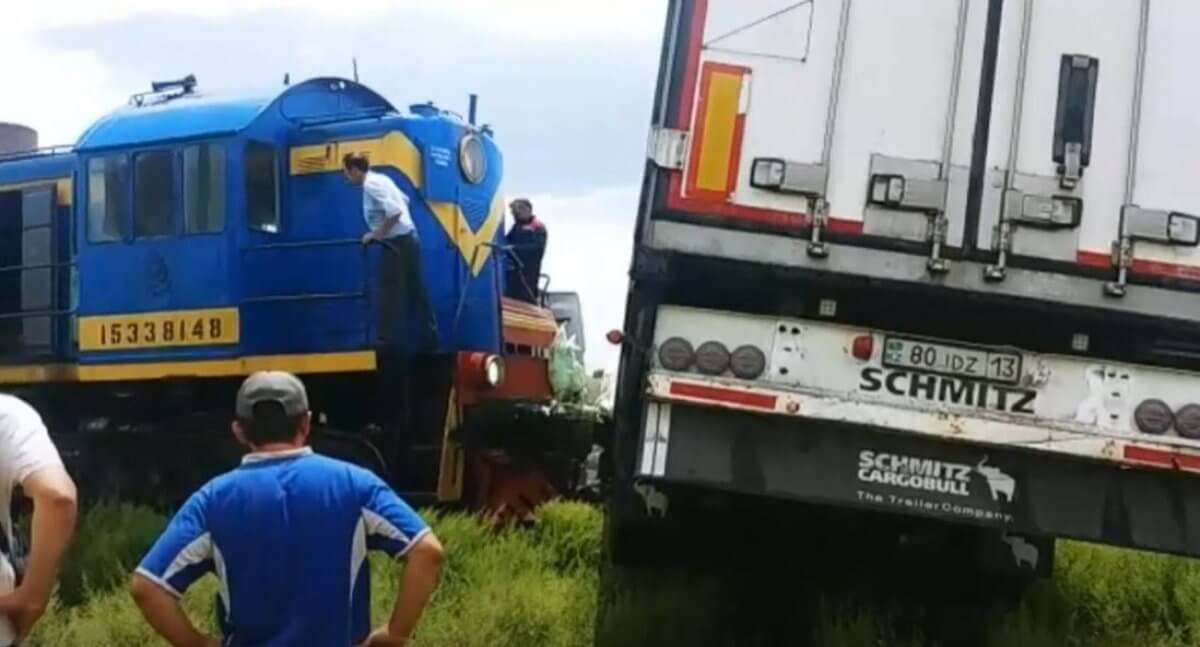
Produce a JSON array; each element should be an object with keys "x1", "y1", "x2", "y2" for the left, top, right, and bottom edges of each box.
[
  {"x1": 459, "y1": 132, "x2": 486, "y2": 184},
  {"x1": 483, "y1": 354, "x2": 505, "y2": 387}
]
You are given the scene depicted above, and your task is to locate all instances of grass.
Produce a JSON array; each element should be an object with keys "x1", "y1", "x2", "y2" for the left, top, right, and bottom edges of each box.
[
  {"x1": 15, "y1": 499, "x2": 1200, "y2": 646},
  {"x1": 21, "y1": 500, "x2": 602, "y2": 647}
]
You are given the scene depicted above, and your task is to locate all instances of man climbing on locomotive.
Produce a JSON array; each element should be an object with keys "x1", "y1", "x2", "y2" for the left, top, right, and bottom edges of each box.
[{"x1": 342, "y1": 152, "x2": 439, "y2": 352}]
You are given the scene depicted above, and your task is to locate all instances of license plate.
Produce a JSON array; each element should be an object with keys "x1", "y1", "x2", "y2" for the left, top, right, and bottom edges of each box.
[{"x1": 882, "y1": 336, "x2": 1022, "y2": 385}]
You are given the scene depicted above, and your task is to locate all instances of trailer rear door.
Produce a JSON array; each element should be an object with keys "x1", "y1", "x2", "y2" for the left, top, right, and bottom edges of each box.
[
  {"x1": 976, "y1": 0, "x2": 1200, "y2": 291},
  {"x1": 655, "y1": 0, "x2": 986, "y2": 257},
  {"x1": 648, "y1": 0, "x2": 1200, "y2": 297}
]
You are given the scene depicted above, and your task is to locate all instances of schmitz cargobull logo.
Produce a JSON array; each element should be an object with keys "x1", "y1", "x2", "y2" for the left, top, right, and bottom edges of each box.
[{"x1": 857, "y1": 450, "x2": 1015, "y2": 502}]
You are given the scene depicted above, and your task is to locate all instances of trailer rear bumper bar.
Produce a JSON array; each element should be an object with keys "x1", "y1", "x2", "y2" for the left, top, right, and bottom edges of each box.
[
  {"x1": 645, "y1": 372, "x2": 1200, "y2": 475},
  {"x1": 637, "y1": 400, "x2": 1200, "y2": 558}
]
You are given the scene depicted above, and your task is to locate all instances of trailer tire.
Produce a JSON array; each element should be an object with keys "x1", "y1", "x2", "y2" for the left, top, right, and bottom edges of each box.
[{"x1": 604, "y1": 511, "x2": 669, "y2": 566}]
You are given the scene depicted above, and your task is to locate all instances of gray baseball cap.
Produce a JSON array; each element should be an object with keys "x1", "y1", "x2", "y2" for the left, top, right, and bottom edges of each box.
[{"x1": 235, "y1": 371, "x2": 309, "y2": 418}]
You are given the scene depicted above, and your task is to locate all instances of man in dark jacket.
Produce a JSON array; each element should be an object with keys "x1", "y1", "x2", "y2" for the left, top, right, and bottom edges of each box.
[{"x1": 504, "y1": 198, "x2": 547, "y2": 304}]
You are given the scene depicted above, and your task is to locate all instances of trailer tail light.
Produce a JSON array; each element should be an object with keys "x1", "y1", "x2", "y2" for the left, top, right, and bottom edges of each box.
[
  {"x1": 694, "y1": 341, "x2": 731, "y2": 376},
  {"x1": 1133, "y1": 399, "x2": 1173, "y2": 435},
  {"x1": 1175, "y1": 404, "x2": 1200, "y2": 439},
  {"x1": 730, "y1": 345, "x2": 767, "y2": 380},
  {"x1": 851, "y1": 335, "x2": 874, "y2": 361},
  {"x1": 657, "y1": 337, "x2": 695, "y2": 372}
]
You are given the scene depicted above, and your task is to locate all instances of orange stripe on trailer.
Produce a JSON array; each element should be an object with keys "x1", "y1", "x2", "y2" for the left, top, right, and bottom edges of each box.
[
  {"x1": 662, "y1": 1, "x2": 870, "y2": 232},
  {"x1": 668, "y1": 380, "x2": 777, "y2": 411},
  {"x1": 685, "y1": 62, "x2": 750, "y2": 202}
]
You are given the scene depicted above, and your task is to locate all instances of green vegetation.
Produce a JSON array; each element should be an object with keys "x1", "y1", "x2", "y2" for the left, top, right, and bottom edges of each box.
[
  {"x1": 22, "y1": 500, "x2": 602, "y2": 647},
  {"x1": 15, "y1": 500, "x2": 1200, "y2": 646}
]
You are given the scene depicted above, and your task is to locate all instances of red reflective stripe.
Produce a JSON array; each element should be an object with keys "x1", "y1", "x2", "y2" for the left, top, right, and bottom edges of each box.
[
  {"x1": 1078, "y1": 250, "x2": 1200, "y2": 282},
  {"x1": 1131, "y1": 258, "x2": 1200, "y2": 282},
  {"x1": 827, "y1": 218, "x2": 865, "y2": 234},
  {"x1": 1123, "y1": 444, "x2": 1200, "y2": 470},
  {"x1": 668, "y1": 380, "x2": 777, "y2": 410}
]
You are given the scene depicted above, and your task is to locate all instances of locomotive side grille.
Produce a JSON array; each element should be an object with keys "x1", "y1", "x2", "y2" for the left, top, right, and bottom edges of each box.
[{"x1": 295, "y1": 154, "x2": 329, "y2": 173}]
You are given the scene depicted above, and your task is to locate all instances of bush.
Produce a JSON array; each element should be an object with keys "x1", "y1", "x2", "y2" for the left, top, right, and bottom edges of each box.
[
  {"x1": 53, "y1": 501, "x2": 166, "y2": 606},
  {"x1": 531, "y1": 500, "x2": 604, "y2": 574},
  {"x1": 976, "y1": 540, "x2": 1200, "y2": 647}
]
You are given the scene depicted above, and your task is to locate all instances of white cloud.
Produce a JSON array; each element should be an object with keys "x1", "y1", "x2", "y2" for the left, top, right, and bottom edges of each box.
[
  {"x1": 2, "y1": 0, "x2": 392, "y2": 30},
  {"x1": 3, "y1": 0, "x2": 664, "y2": 37},
  {"x1": 0, "y1": 36, "x2": 121, "y2": 146},
  {"x1": 513, "y1": 185, "x2": 639, "y2": 375},
  {"x1": 433, "y1": 0, "x2": 666, "y2": 40},
  {"x1": 1, "y1": 0, "x2": 665, "y2": 147}
]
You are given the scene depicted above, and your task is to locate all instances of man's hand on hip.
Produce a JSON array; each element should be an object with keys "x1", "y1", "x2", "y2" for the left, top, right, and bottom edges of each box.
[
  {"x1": 358, "y1": 627, "x2": 407, "y2": 647},
  {"x1": 0, "y1": 587, "x2": 48, "y2": 640}
]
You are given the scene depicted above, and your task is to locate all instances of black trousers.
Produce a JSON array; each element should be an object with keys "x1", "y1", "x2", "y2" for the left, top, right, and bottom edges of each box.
[{"x1": 377, "y1": 235, "x2": 438, "y2": 350}]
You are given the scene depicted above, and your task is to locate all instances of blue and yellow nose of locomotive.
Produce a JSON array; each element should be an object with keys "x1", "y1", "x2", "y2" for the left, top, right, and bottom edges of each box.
[{"x1": 0, "y1": 76, "x2": 509, "y2": 383}]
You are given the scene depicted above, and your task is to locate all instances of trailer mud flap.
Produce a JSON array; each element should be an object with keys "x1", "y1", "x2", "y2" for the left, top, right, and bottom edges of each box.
[{"x1": 650, "y1": 404, "x2": 1200, "y2": 558}]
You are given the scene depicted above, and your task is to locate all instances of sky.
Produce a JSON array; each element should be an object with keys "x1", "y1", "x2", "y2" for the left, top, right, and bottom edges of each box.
[{"x1": 1, "y1": 0, "x2": 669, "y2": 375}]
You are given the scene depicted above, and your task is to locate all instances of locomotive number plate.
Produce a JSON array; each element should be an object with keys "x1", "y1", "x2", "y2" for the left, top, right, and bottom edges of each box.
[{"x1": 78, "y1": 308, "x2": 239, "y2": 351}]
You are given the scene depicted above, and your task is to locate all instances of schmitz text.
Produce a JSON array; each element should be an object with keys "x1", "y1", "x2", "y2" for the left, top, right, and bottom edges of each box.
[{"x1": 859, "y1": 367, "x2": 1036, "y2": 415}]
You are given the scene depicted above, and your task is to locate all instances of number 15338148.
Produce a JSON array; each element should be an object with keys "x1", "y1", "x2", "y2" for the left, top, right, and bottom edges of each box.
[{"x1": 78, "y1": 308, "x2": 239, "y2": 351}]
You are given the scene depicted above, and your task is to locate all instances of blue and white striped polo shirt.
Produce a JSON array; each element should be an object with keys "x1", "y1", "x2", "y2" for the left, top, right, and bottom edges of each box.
[{"x1": 136, "y1": 447, "x2": 429, "y2": 646}]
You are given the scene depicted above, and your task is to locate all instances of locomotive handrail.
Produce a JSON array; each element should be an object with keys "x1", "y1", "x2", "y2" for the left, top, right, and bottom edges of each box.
[
  {"x1": 241, "y1": 237, "x2": 363, "y2": 251},
  {"x1": 0, "y1": 307, "x2": 77, "y2": 321},
  {"x1": 0, "y1": 260, "x2": 76, "y2": 274},
  {"x1": 0, "y1": 146, "x2": 74, "y2": 163},
  {"x1": 241, "y1": 291, "x2": 365, "y2": 304},
  {"x1": 239, "y1": 238, "x2": 368, "y2": 301},
  {"x1": 239, "y1": 237, "x2": 373, "y2": 345},
  {"x1": 452, "y1": 242, "x2": 500, "y2": 339},
  {"x1": 290, "y1": 108, "x2": 392, "y2": 130}
]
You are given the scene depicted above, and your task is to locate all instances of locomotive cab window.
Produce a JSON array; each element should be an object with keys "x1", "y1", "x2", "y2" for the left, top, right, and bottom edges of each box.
[
  {"x1": 183, "y1": 143, "x2": 226, "y2": 234},
  {"x1": 245, "y1": 141, "x2": 279, "y2": 233},
  {"x1": 87, "y1": 155, "x2": 127, "y2": 243},
  {"x1": 133, "y1": 150, "x2": 174, "y2": 238}
]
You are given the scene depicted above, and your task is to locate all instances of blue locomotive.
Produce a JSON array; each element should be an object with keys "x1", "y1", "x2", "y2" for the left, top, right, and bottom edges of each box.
[{"x1": 0, "y1": 75, "x2": 591, "y2": 516}]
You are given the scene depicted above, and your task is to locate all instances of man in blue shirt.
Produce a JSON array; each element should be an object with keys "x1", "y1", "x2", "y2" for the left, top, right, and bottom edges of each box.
[
  {"x1": 129, "y1": 371, "x2": 444, "y2": 647},
  {"x1": 343, "y1": 152, "x2": 439, "y2": 352}
]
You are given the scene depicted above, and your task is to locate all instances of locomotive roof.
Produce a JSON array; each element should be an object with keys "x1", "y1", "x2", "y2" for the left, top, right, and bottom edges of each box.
[{"x1": 74, "y1": 76, "x2": 397, "y2": 153}]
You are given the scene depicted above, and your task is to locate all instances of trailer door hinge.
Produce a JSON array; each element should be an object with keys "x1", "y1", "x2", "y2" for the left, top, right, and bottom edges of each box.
[
  {"x1": 984, "y1": 220, "x2": 1013, "y2": 282},
  {"x1": 647, "y1": 126, "x2": 688, "y2": 170},
  {"x1": 1103, "y1": 235, "x2": 1134, "y2": 298},
  {"x1": 1111, "y1": 236, "x2": 1133, "y2": 269}
]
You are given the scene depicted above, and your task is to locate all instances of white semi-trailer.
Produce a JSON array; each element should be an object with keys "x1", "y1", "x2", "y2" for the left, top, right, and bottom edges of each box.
[{"x1": 603, "y1": 0, "x2": 1200, "y2": 594}]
